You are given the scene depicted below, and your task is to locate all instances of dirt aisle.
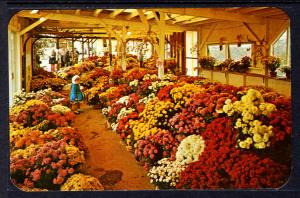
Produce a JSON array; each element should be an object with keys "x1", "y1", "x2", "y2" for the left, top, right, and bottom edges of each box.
[{"x1": 71, "y1": 102, "x2": 155, "y2": 190}]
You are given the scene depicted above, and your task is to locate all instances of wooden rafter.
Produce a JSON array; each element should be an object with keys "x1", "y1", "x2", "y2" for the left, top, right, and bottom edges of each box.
[
  {"x1": 225, "y1": 7, "x2": 242, "y2": 12},
  {"x1": 199, "y1": 23, "x2": 217, "y2": 50},
  {"x1": 238, "y1": 7, "x2": 270, "y2": 14},
  {"x1": 75, "y1": 9, "x2": 80, "y2": 15},
  {"x1": 93, "y1": 9, "x2": 102, "y2": 17},
  {"x1": 181, "y1": 17, "x2": 208, "y2": 25},
  {"x1": 137, "y1": 10, "x2": 149, "y2": 28},
  {"x1": 126, "y1": 10, "x2": 139, "y2": 20},
  {"x1": 150, "y1": 8, "x2": 266, "y2": 24},
  {"x1": 152, "y1": 11, "x2": 160, "y2": 24},
  {"x1": 16, "y1": 11, "x2": 188, "y2": 32},
  {"x1": 109, "y1": 9, "x2": 124, "y2": 19},
  {"x1": 242, "y1": 22, "x2": 261, "y2": 42},
  {"x1": 146, "y1": 12, "x2": 155, "y2": 20},
  {"x1": 185, "y1": 19, "x2": 221, "y2": 26},
  {"x1": 269, "y1": 19, "x2": 289, "y2": 44},
  {"x1": 20, "y1": 15, "x2": 50, "y2": 36},
  {"x1": 247, "y1": 8, "x2": 284, "y2": 16}
]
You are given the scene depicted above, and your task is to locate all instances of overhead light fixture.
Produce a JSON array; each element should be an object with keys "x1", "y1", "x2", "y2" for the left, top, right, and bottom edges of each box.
[
  {"x1": 39, "y1": 17, "x2": 46, "y2": 21},
  {"x1": 127, "y1": 31, "x2": 131, "y2": 36},
  {"x1": 30, "y1": 10, "x2": 39, "y2": 14}
]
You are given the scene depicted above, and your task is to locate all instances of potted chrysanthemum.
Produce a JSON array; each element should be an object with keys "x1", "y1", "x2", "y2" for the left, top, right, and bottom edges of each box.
[
  {"x1": 280, "y1": 65, "x2": 291, "y2": 79},
  {"x1": 199, "y1": 56, "x2": 216, "y2": 70},
  {"x1": 262, "y1": 56, "x2": 281, "y2": 77}
]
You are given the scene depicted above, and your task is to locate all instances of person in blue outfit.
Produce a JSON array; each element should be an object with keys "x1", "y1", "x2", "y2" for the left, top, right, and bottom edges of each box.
[{"x1": 70, "y1": 75, "x2": 84, "y2": 114}]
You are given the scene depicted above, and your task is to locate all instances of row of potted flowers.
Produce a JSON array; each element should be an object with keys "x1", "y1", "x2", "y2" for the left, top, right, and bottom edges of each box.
[
  {"x1": 199, "y1": 55, "x2": 291, "y2": 78},
  {"x1": 9, "y1": 88, "x2": 104, "y2": 191},
  {"x1": 80, "y1": 66, "x2": 291, "y2": 189}
]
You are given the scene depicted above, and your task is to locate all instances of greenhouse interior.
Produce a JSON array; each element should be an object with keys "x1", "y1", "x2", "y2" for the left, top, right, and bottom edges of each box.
[{"x1": 8, "y1": 8, "x2": 291, "y2": 191}]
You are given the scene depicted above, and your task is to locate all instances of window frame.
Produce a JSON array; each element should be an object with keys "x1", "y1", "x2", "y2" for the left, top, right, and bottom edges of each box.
[
  {"x1": 271, "y1": 27, "x2": 290, "y2": 66},
  {"x1": 206, "y1": 42, "x2": 252, "y2": 59}
]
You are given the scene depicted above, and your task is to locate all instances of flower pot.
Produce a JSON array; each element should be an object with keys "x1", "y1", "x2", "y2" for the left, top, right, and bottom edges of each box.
[
  {"x1": 286, "y1": 72, "x2": 291, "y2": 79},
  {"x1": 270, "y1": 71, "x2": 277, "y2": 77}
]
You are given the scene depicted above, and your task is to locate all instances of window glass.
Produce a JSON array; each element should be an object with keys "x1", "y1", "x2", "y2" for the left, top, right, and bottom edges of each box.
[
  {"x1": 273, "y1": 30, "x2": 287, "y2": 66},
  {"x1": 207, "y1": 44, "x2": 226, "y2": 62},
  {"x1": 229, "y1": 43, "x2": 252, "y2": 61}
]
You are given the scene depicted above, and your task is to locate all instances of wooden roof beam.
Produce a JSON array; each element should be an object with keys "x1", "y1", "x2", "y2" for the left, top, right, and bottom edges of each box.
[
  {"x1": 17, "y1": 11, "x2": 186, "y2": 32},
  {"x1": 152, "y1": 11, "x2": 160, "y2": 24},
  {"x1": 75, "y1": 9, "x2": 80, "y2": 15},
  {"x1": 93, "y1": 9, "x2": 102, "y2": 17},
  {"x1": 126, "y1": 10, "x2": 139, "y2": 20},
  {"x1": 242, "y1": 22, "x2": 262, "y2": 42},
  {"x1": 150, "y1": 8, "x2": 266, "y2": 24},
  {"x1": 238, "y1": 7, "x2": 270, "y2": 14},
  {"x1": 146, "y1": 12, "x2": 155, "y2": 20},
  {"x1": 109, "y1": 9, "x2": 124, "y2": 19},
  {"x1": 181, "y1": 17, "x2": 209, "y2": 25},
  {"x1": 225, "y1": 7, "x2": 242, "y2": 12},
  {"x1": 137, "y1": 10, "x2": 149, "y2": 28},
  {"x1": 20, "y1": 14, "x2": 50, "y2": 36},
  {"x1": 184, "y1": 19, "x2": 221, "y2": 26}
]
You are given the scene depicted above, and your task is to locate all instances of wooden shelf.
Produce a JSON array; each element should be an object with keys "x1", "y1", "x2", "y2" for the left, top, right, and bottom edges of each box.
[{"x1": 196, "y1": 67, "x2": 291, "y2": 96}]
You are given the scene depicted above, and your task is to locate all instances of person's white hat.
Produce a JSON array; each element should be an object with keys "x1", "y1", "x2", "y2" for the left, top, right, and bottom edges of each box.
[{"x1": 72, "y1": 75, "x2": 80, "y2": 84}]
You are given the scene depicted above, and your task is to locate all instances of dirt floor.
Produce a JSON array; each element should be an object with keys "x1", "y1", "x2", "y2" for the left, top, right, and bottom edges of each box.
[{"x1": 71, "y1": 102, "x2": 155, "y2": 190}]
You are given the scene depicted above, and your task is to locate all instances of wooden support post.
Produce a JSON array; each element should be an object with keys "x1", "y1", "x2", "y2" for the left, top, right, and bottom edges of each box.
[
  {"x1": 121, "y1": 25, "x2": 127, "y2": 71},
  {"x1": 56, "y1": 38, "x2": 60, "y2": 72},
  {"x1": 81, "y1": 38, "x2": 84, "y2": 62},
  {"x1": 87, "y1": 39, "x2": 90, "y2": 58},
  {"x1": 109, "y1": 33, "x2": 112, "y2": 67},
  {"x1": 226, "y1": 72, "x2": 229, "y2": 84},
  {"x1": 243, "y1": 74, "x2": 247, "y2": 86},
  {"x1": 94, "y1": 9, "x2": 102, "y2": 17},
  {"x1": 158, "y1": 12, "x2": 165, "y2": 79},
  {"x1": 182, "y1": 32, "x2": 186, "y2": 74},
  {"x1": 71, "y1": 38, "x2": 74, "y2": 64}
]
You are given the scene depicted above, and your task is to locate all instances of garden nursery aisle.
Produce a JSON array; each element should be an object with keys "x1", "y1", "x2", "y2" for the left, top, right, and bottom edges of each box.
[{"x1": 71, "y1": 102, "x2": 155, "y2": 190}]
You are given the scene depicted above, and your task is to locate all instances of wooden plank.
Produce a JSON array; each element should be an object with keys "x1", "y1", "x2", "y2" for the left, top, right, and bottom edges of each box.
[
  {"x1": 152, "y1": 11, "x2": 160, "y2": 24},
  {"x1": 150, "y1": 8, "x2": 266, "y2": 24},
  {"x1": 186, "y1": 19, "x2": 220, "y2": 26},
  {"x1": 172, "y1": 16, "x2": 194, "y2": 24},
  {"x1": 224, "y1": 7, "x2": 241, "y2": 12},
  {"x1": 75, "y1": 9, "x2": 80, "y2": 15},
  {"x1": 199, "y1": 23, "x2": 217, "y2": 50},
  {"x1": 242, "y1": 22, "x2": 261, "y2": 42},
  {"x1": 109, "y1": 9, "x2": 124, "y2": 19},
  {"x1": 181, "y1": 17, "x2": 208, "y2": 25},
  {"x1": 17, "y1": 11, "x2": 186, "y2": 32},
  {"x1": 126, "y1": 10, "x2": 139, "y2": 20},
  {"x1": 146, "y1": 12, "x2": 155, "y2": 20},
  {"x1": 238, "y1": 7, "x2": 269, "y2": 14},
  {"x1": 20, "y1": 15, "x2": 50, "y2": 36},
  {"x1": 93, "y1": 9, "x2": 102, "y2": 17},
  {"x1": 269, "y1": 19, "x2": 289, "y2": 44},
  {"x1": 137, "y1": 10, "x2": 149, "y2": 28}
]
